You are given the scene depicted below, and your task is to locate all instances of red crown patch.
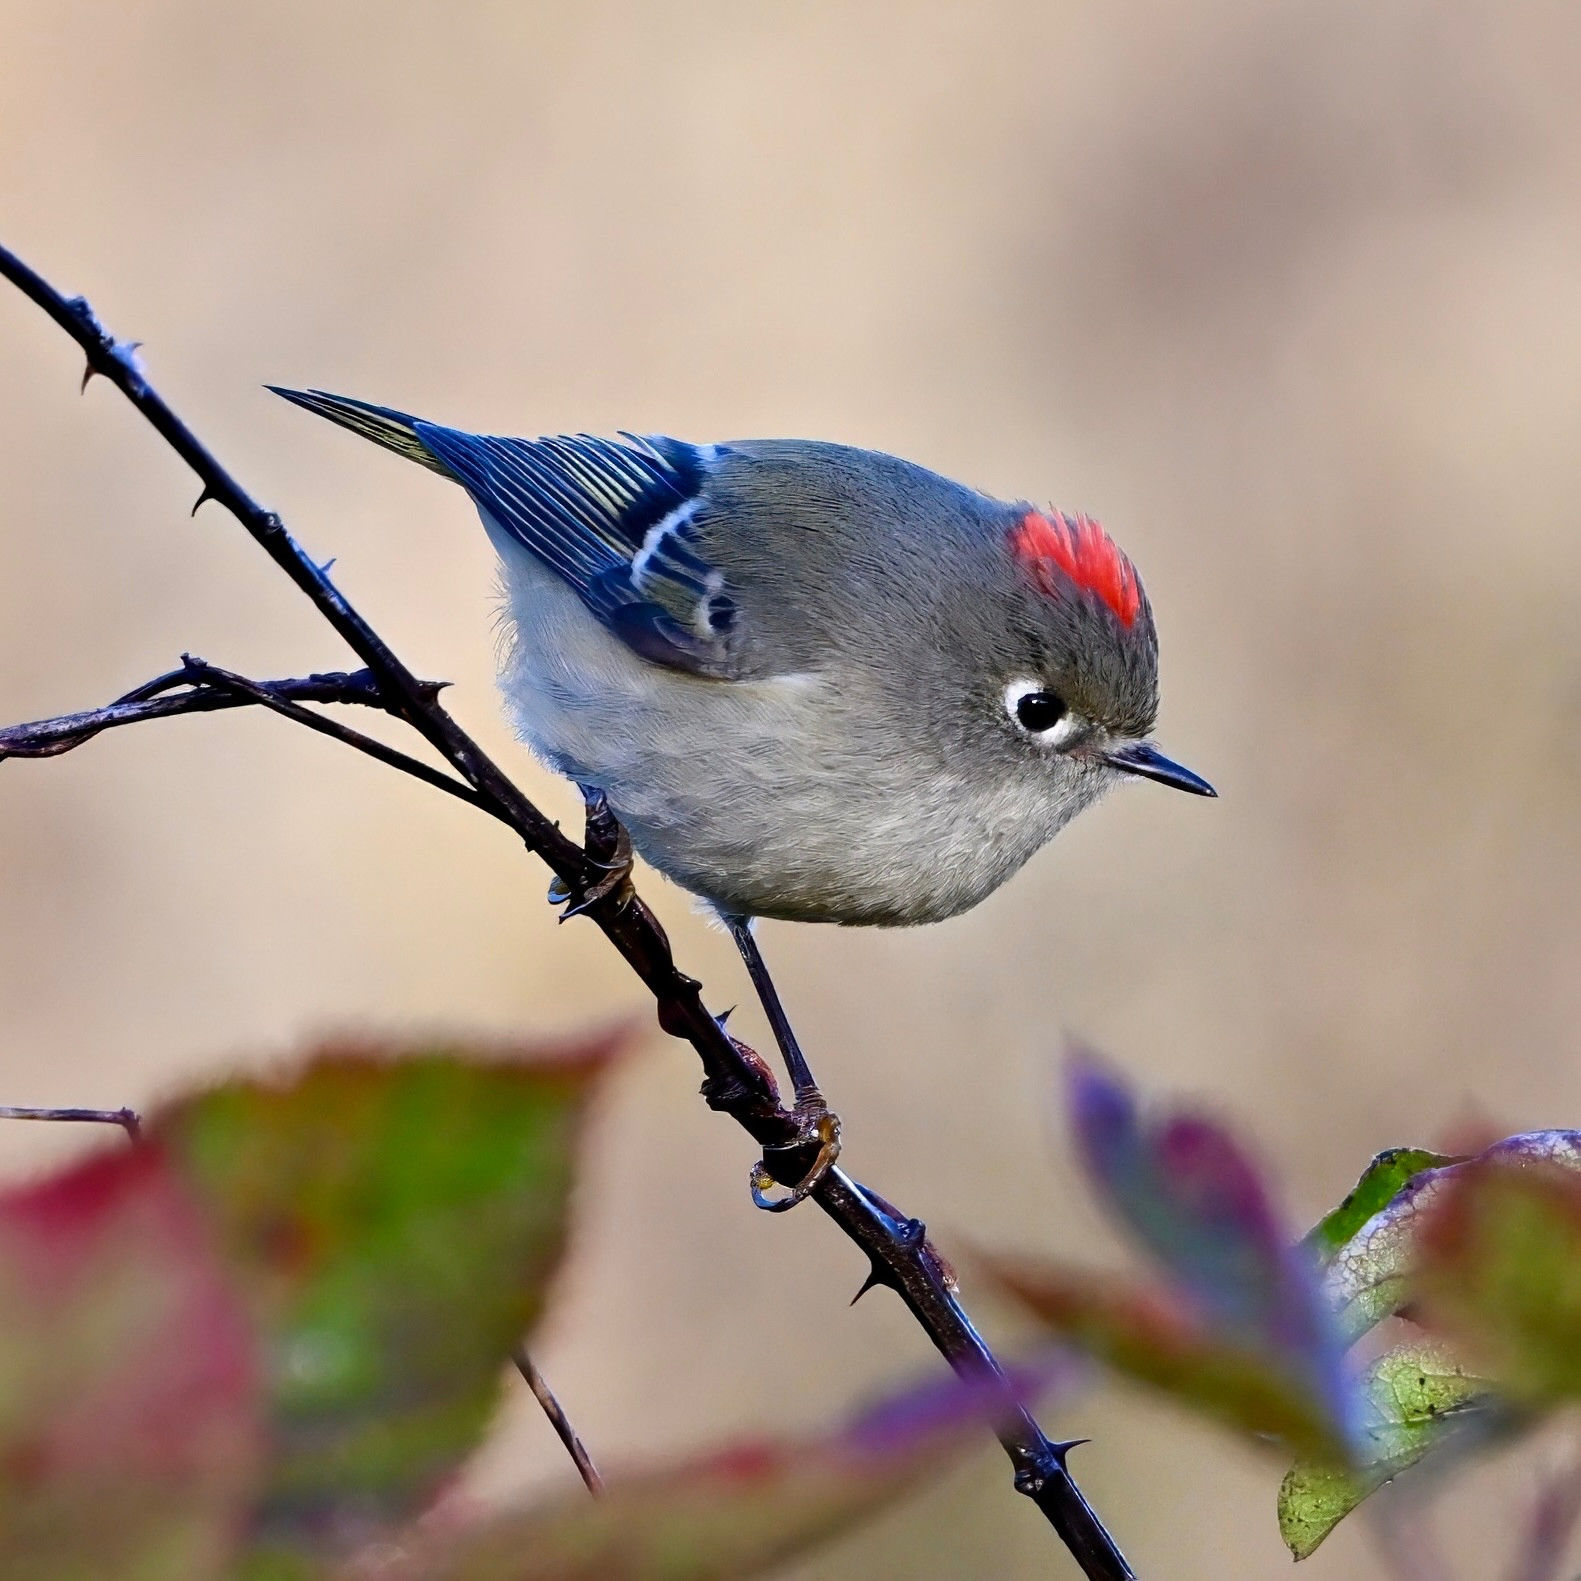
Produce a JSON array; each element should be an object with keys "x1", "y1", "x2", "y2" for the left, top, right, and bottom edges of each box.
[{"x1": 1009, "y1": 509, "x2": 1142, "y2": 628}]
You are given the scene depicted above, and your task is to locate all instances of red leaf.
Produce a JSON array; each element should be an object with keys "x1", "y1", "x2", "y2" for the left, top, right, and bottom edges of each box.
[{"x1": 0, "y1": 1144, "x2": 260, "y2": 1580}]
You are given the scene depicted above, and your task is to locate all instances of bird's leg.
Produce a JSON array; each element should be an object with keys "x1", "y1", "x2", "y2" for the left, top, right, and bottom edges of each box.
[
  {"x1": 724, "y1": 915, "x2": 842, "y2": 1212},
  {"x1": 547, "y1": 785, "x2": 635, "y2": 917}
]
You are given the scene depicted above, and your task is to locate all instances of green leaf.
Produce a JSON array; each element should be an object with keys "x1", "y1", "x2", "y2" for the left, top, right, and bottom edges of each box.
[
  {"x1": 1322, "y1": 1131, "x2": 1581, "y2": 1344},
  {"x1": 152, "y1": 1033, "x2": 624, "y2": 1567},
  {"x1": 1277, "y1": 1340, "x2": 1488, "y2": 1560},
  {"x1": 0, "y1": 1145, "x2": 259, "y2": 1581},
  {"x1": 981, "y1": 1255, "x2": 1348, "y2": 1460},
  {"x1": 1413, "y1": 1152, "x2": 1581, "y2": 1402},
  {"x1": 381, "y1": 1370, "x2": 1014, "y2": 1581},
  {"x1": 1303, "y1": 1149, "x2": 1459, "y2": 1265}
]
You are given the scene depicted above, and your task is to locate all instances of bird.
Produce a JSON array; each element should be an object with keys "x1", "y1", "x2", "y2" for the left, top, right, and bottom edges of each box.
[{"x1": 270, "y1": 387, "x2": 1215, "y2": 1205}]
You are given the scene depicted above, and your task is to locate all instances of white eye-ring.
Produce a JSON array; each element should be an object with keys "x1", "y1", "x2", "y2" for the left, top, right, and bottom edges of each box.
[{"x1": 1004, "y1": 678, "x2": 1083, "y2": 746}]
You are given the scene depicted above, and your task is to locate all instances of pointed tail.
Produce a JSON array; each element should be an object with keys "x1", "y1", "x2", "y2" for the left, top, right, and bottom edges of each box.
[{"x1": 267, "y1": 386, "x2": 454, "y2": 477}]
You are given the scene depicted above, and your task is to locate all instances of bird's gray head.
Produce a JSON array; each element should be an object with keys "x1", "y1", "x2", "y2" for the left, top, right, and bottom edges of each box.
[{"x1": 929, "y1": 504, "x2": 1212, "y2": 805}]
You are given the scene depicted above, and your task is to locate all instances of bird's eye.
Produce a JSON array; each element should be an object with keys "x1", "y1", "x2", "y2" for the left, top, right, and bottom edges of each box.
[
  {"x1": 1004, "y1": 679, "x2": 1078, "y2": 743},
  {"x1": 1016, "y1": 691, "x2": 1066, "y2": 732}
]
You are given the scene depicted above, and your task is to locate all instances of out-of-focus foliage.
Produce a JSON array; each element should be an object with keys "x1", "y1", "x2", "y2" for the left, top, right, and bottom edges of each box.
[
  {"x1": 369, "y1": 1372, "x2": 1016, "y2": 1581},
  {"x1": 0, "y1": 1035, "x2": 1010, "y2": 1581},
  {"x1": 981, "y1": 1257, "x2": 1346, "y2": 1458},
  {"x1": 0, "y1": 1146, "x2": 258, "y2": 1581},
  {"x1": 1413, "y1": 1148, "x2": 1581, "y2": 1402},
  {"x1": 985, "y1": 1057, "x2": 1352, "y2": 1459},
  {"x1": 154, "y1": 1039, "x2": 620, "y2": 1569},
  {"x1": 988, "y1": 1056, "x2": 1581, "y2": 1562}
]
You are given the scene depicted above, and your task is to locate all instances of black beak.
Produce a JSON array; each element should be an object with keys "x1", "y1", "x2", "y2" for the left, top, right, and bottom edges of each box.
[{"x1": 1099, "y1": 741, "x2": 1217, "y2": 797}]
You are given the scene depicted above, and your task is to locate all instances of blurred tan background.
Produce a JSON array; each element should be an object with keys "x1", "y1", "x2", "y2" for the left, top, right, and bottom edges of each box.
[{"x1": 4, "y1": 2, "x2": 1581, "y2": 1575}]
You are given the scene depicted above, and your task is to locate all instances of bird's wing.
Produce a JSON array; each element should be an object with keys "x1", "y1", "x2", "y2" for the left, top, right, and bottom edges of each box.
[{"x1": 269, "y1": 387, "x2": 742, "y2": 678}]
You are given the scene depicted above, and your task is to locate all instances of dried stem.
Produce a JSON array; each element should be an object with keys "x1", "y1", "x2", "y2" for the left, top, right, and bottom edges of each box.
[
  {"x1": 0, "y1": 240, "x2": 1134, "y2": 1580},
  {"x1": 0, "y1": 659, "x2": 490, "y2": 812},
  {"x1": 0, "y1": 1106, "x2": 142, "y2": 1141},
  {"x1": 513, "y1": 1346, "x2": 605, "y2": 1497}
]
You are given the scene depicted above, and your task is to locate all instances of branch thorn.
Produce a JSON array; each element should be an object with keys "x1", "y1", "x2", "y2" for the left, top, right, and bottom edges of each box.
[{"x1": 850, "y1": 1262, "x2": 889, "y2": 1305}]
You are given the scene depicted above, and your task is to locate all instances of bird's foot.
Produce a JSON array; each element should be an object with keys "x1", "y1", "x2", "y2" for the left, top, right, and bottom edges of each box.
[
  {"x1": 547, "y1": 784, "x2": 635, "y2": 918},
  {"x1": 749, "y1": 1090, "x2": 842, "y2": 1212}
]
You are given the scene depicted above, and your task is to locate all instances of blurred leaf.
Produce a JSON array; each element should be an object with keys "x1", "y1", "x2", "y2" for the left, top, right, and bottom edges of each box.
[
  {"x1": 1413, "y1": 1151, "x2": 1581, "y2": 1402},
  {"x1": 152, "y1": 1034, "x2": 625, "y2": 1566},
  {"x1": 1321, "y1": 1131, "x2": 1581, "y2": 1344},
  {"x1": 1303, "y1": 1149, "x2": 1459, "y2": 1265},
  {"x1": 0, "y1": 1145, "x2": 259, "y2": 1581},
  {"x1": 1060, "y1": 1056, "x2": 1352, "y2": 1448},
  {"x1": 982, "y1": 1255, "x2": 1347, "y2": 1459},
  {"x1": 1277, "y1": 1340, "x2": 1490, "y2": 1560},
  {"x1": 369, "y1": 1369, "x2": 1026, "y2": 1581}
]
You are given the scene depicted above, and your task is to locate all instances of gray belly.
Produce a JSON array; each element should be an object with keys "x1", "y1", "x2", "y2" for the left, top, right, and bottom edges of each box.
[{"x1": 487, "y1": 527, "x2": 1091, "y2": 924}]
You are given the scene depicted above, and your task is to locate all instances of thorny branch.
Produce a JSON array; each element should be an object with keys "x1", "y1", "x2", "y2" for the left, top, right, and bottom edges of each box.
[
  {"x1": 0, "y1": 240, "x2": 1135, "y2": 1581},
  {"x1": 0, "y1": 659, "x2": 491, "y2": 810},
  {"x1": 0, "y1": 1105, "x2": 142, "y2": 1142}
]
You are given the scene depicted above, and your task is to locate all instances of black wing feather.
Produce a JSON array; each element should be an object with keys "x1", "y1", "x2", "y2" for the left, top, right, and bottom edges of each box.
[
  {"x1": 267, "y1": 387, "x2": 740, "y2": 678},
  {"x1": 411, "y1": 422, "x2": 739, "y2": 677}
]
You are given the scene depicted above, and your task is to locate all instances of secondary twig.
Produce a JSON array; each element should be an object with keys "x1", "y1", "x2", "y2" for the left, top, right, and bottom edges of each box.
[
  {"x1": 1, "y1": 664, "x2": 382, "y2": 758},
  {"x1": 0, "y1": 240, "x2": 1134, "y2": 1581},
  {"x1": 0, "y1": 1106, "x2": 142, "y2": 1141},
  {"x1": 0, "y1": 660, "x2": 490, "y2": 812},
  {"x1": 513, "y1": 1346, "x2": 605, "y2": 1497}
]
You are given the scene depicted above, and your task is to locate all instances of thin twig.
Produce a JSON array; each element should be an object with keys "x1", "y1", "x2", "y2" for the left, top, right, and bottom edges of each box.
[
  {"x1": 1, "y1": 664, "x2": 381, "y2": 758},
  {"x1": 0, "y1": 660, "x2": 490, "y2": 812},
  {"x1": 175, "y1": 659, "x2": 497, "y2": 816},
  {"x1": 513, "y1": 1346, "x2": 605, "y2": 1496},
  {"x1": 0, "y1": 241, "x2": 1134, "y2": 1581},
  {"x1": 0, "y1": 1106, "x2": 142, "y2": 1141}
]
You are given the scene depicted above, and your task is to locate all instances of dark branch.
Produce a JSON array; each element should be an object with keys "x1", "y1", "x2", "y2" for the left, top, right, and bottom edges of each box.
[
  {"x1": 513, "y1": 1346, "x2": 605, "y2": 1497},
  {"x1": 0, "y1": 658, "x2": 492, "y2": 813},
  {"x1": 0, "y1": 667, "x2": 369, "y2": 758},
  {"x1": 0, "y1": 240, "x2": 1135, "y2": 1581},
  {"x1": 0, "y1": 1106, "x2": 142, "y2": 1141}
]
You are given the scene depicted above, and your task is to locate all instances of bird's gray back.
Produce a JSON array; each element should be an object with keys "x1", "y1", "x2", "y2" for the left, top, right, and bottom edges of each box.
[{"x1": 694, "y1": 439, "x2": 1013, "y2": 677}]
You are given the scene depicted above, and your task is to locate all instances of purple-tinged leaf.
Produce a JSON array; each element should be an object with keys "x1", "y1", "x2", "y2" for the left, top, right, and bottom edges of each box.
[
  {"x1": 357, "y1": 1368, "x2": 1055, "y2": 1581},
  {"x1": 1063, "y1": 1054, "x2": 1351, "y2": 1443},
  {"x1": 982, "y1": 1255, "x2": 1349, "y2": 1460}
]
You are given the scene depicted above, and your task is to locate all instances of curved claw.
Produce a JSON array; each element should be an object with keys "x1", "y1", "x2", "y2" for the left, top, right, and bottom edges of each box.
[
  {"x1": 548, "y1": 787, "x2": 637, "y2": 918},
  {"x1": 558, "y1": 862, "x2": 634, "y2": 920},
  {"x1": 749, "y1": 1110, "x2": 842, "y2": 1213}
]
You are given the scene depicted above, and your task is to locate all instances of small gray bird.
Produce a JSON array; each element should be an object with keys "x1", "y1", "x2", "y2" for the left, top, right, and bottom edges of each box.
[{"x1": 271, "y1": 388, "x2": 1213, "y2": 1202}]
